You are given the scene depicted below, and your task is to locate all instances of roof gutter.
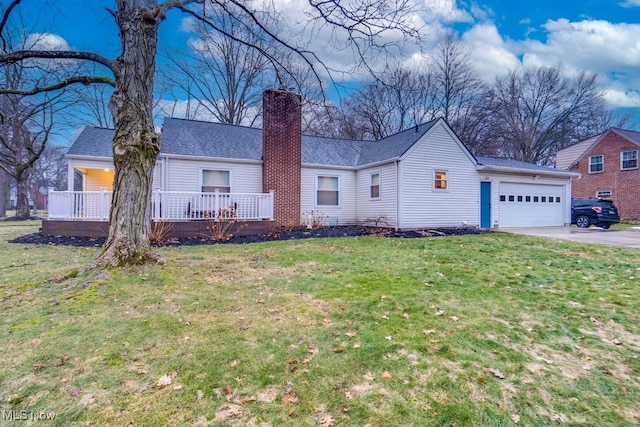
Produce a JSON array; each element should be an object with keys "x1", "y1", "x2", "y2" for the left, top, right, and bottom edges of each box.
[{"x1": 476, "y1": 164, "x2": 581, "y2": 179}]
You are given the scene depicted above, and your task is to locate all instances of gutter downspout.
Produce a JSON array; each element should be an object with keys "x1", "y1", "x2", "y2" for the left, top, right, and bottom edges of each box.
[{"x1": 395, "y1": 160, "x2": 399, "y2": 231}]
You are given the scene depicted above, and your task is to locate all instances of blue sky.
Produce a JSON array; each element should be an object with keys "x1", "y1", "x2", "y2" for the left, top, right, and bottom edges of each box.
[{"x1": 14, "y1": 0, "x2": 640, "y2": 119}]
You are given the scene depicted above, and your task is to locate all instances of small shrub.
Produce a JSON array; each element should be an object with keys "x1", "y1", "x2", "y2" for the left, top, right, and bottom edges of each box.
[
  {"x1": 358, "y1": 214, "x2": 391, "y2": 234},
  {"x1": 207, "y1": 206, "x2": 246, "y2": 241},
  {"x1": 150, "y1": 220, "x2": 174, "y2": 244},
  {"x1": 303, "y1": 210, "x2": 328, "y2": 229}
]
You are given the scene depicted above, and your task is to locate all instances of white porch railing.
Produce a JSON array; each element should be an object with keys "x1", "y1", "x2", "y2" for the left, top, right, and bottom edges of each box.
[{"x1": 48, "y1": 190, "x2": 274, "y2": 221}]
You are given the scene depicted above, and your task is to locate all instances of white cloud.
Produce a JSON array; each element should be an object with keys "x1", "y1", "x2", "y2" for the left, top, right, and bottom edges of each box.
[
  {"x1": 24, "y1": 33, "x2": 71, "y2": 51},
  {"x1": 460, "y1": 23, "x2": 520, "y2": 80},
  {"x1": 619, "y1": 0, "x2": 640, "y2": 7},
  {"x1": 516, "y1": 19, "x2": 640, "y2": 107}
]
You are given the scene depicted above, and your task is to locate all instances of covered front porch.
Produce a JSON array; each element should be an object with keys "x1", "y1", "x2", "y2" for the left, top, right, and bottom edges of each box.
[{"x1": 43, "y1": 190, "x2": 275, "y2": 238}]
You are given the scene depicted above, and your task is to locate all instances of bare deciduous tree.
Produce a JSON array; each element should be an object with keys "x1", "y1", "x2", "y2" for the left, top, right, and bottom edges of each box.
[
  {"x1": 159, "y1": 10, "x2": 273, "y2": 125},
  {"x1": 0, "y1": 65, "x2": 61, "y2": 219},
  {"x1": 0, "y1": 0, "x2": 421, "y2": 268},
  {"x1": 31, "y1": 143, "x2": 68, "y2": 191},
  {"x1": 484, "y1": 67, "x2": 609, "y2": 165}
]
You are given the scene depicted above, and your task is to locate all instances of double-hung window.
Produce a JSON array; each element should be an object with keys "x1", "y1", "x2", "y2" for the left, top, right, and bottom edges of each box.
[
  {"x1": 588, "y1": 155, "x2": 603, "y2": 173},
  {"x1": 370, "y1": 173, "x2": 380, "y2": 199},
  {"x1": 202, "y1": 170, "x2": 230, "y2": 192},
  {"x1": 317, "y1": 176, "x2": 339, "y2": 206},
  {"x1": 621, "y1": 150, "x2": 638, "y2": 170}
]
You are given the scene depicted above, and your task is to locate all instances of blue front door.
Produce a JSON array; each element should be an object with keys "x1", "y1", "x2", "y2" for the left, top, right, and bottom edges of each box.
[{"x1": 480, "y1": 182, "x2": 491, "y2": 228}]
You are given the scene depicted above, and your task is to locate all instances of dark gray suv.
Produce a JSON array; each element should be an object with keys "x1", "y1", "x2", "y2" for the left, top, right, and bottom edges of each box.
[{"x1": 571, "y1": 198, "x2": 620, "y2": 229}]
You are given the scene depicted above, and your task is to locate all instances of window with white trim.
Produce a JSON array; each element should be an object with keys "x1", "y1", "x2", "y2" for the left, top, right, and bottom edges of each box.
[
  {"x1": 596, "y1": 190, "x2": 612, "y2": 199},
  {"x1": 202, "y1": 170, "x2": 230, "y2": 192},
  {"x1": 589, "y1": 155, "x2": 603, "y2": 173},
  {"x1": 621, "y1": 150, "x2": 638, "y2": 170},
  {"x1": 317, "y1": 176, "x2": 339, "y2": 206},
  {"x1": 370, "y1": 173, "x2": 380, "y2": 199},
  {"x1": 434, "y1": 170, "x2": 447, "y2": 190}
]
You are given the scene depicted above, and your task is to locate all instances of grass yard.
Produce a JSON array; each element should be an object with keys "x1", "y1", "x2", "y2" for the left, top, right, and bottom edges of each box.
[{"x1": 0, "y1": 221, "x2": 638, "y2": 426}]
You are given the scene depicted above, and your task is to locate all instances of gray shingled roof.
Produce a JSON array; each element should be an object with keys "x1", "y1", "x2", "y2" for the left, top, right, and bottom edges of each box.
[
  {"x1": 161, "y1": 117, "x2": 263, "y2": 160},
  {"x1": 67, "y1": 117, "x2": 432, "y2": 167},
  {"x1": 68, "y1": 117, "x2": 566, "y2": 176},
  {"x1": 66, "y1": 126, "x2": 114, "y2": 158},
  {"x1": 615, "y1": 127, "x2": 640, "y2": 145},
  {"x1": 476, "y1": 156, "x2": 570, "y2": 174}
]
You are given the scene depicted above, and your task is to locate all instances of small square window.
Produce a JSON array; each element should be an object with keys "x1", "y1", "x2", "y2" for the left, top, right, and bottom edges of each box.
[
  {"x1": 517, "y1": 195, "x2": 523, "y2": 202},
  {"x1": 548, "y1": 197, "x2": 554, "y2": 203},
  {"x1": 508, "y1": 195, "x2": 515, "y2": 202},
  {"x1": 541, "y1": 196, "x2": 547, "y2": 202},
  {"x1": 555, "y1": 197, "x2": 561, "y2": 203},
  {"x1": 589, "y1": 155, "x2": 603, "y2": 173},
  {"x1": 621, "y1": 150, "x2": 638, "y2": 170},
  {"x1": 500, "y1": 195, "x2": 506, "y2": 202},
  {"x1": 434, "y1": 171, "x2": 447, "y2": 190},
  {"x1": 525, "y1": 196, "x2": 531, "y2": 202},
  {"x1": 533, "y1": 196, "x2": 539, "y2": 202}
]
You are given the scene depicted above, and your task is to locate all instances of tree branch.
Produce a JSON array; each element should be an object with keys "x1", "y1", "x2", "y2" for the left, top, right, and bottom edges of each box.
[
  {"x1": 0, "y1": 50, "x2": 115, "y2": 71},
  {"x1": 0, "y1": 75, "x2": 115, "y2": 95},
  {"x1": 0, "y1": 0, "x2": 22, "y2": 52}
]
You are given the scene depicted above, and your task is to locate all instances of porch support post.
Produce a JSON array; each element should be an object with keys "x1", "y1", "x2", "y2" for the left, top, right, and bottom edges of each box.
[
  {"x1": 100, "y1": 188, "x2": 108, "y2": 221},
  {"x1": 67, "y1": 165, "x2": 75, "y2": 191}
]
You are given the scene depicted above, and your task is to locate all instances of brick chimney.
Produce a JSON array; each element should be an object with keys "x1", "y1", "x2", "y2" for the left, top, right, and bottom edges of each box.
[{"x1": 262, "y1": 90, "x2": 302, "y2": 227}]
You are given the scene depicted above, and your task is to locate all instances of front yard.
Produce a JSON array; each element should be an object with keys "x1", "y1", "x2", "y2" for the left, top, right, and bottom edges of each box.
[{"x1": 0, "y1": 221, "x2": 638, "y2": 426}]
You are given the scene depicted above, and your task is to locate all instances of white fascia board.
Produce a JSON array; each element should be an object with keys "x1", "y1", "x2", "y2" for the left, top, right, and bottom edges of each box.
[
  {"x1": 476, "y1": 164, "x2": 581, "y2": 178},
  {"x1": 354, "y1": 158, "x2": 400, "y2": 171},
  {"x1": 302, "y1": 163, "x2": 355, "y2": 171},
  {"x1": 160, "y1": 153, "x2": 262, "y2": 165}
]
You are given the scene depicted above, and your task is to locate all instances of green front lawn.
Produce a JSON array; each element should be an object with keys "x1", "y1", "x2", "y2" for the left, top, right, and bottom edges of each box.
[{"x1": 1, "y1": 221, "x2": 638, "y2": 426}]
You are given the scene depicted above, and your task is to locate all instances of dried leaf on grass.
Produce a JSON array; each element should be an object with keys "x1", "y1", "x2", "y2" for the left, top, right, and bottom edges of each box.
[
  {"x1": 155, "y1": 374, "x2": 173, "y2": 389},
  {"x1": 485, "y1": 367, "x2": 505, "y2": 379},
  {"x1": 283, "y1": 385, "x2": 299, "y2": 405},
  {"x1": 154, "y1": 372, "x2": 182, "y2": 390},
  {"x1": 213, "y1": 403, "x2": 242, "y2": 422},
  {"x1": 318, "y1": 413, "x2": 335, "y2": 427}
]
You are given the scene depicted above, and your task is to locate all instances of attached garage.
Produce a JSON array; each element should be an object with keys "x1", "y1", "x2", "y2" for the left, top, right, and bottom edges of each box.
[
  {"x1": 476, "y1": 157, "x2": 581, "y2": 228},
  {"x1": 498, "y1": 182, "x2": 565, "y2": 227}
]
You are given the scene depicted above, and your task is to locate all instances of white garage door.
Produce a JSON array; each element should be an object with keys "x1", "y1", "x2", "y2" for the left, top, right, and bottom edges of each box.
[{"x1": 498, "y1": 183, "x2": 565, "y2": 227}]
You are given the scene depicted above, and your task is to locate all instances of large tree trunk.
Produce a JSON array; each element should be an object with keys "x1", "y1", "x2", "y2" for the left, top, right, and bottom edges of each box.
[
  {"x1": 0, "y1": 169, "x2": 8, "y2": 217},
  {"x1": 14, "y1": 170, "x2": 31, "y2": 219},
  {"x1": 91, "y1": 1, "x2": 163, "y2": 268}
]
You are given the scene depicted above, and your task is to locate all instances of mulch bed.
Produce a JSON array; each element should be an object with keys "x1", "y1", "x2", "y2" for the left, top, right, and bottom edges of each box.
[{"x1": 9, "y1": 226, "x2": 491, "y2": 247}]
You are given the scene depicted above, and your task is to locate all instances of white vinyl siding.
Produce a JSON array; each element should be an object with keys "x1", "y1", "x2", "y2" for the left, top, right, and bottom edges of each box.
[
  {"x1": 165, "y1": 158, "x2": 262, "y2": 193},
  {"x1": 302, "y1": 167, "x2": 356, "y2": 225},
  {"x1": 356, "y1": 164, "x2": 397, "y2": 227},
  {"x1": 398, "y1": 123, "x2": 479, "y2": 228},
  {"x1": 83, "y1": 169, "x2": 114, "y2": 191}
]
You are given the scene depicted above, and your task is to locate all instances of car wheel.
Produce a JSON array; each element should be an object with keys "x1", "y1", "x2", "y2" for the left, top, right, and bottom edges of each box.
[
  {"x1": 600, "y1": 224, "x2": 611, "y2": 229},
  {"x1": 575, "y1": 216, "x2": 591, "y2": 228}
]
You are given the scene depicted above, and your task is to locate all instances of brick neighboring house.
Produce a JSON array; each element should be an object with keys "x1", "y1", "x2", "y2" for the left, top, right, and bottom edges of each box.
[{"x1": 556, "y1": 128, "x2": 640, "y2": 221}]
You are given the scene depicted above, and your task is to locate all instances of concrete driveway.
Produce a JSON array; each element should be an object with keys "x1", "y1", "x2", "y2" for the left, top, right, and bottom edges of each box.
[{"x1": 500, "y1": 226, "x2": 640, "y2": 249}]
